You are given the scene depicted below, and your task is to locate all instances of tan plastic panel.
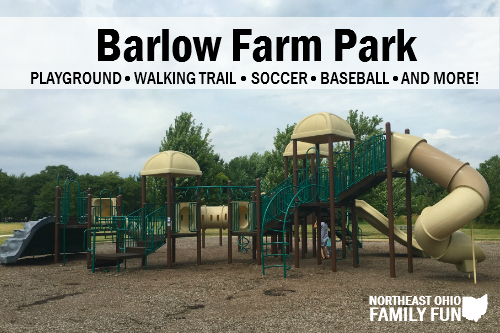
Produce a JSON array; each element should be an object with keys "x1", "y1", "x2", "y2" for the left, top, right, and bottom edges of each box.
[
  {"x1": 414, "y1": 187, "x2": 486, "y2": 268},
  {"x1": 448, "y1": 164, "x2": 490, "y2": 210},
  {"x1": 390, "y1": 132, "x2": 426, "y2": 172},
  {"x1": 354, "y1": 200, "x2": 428, "y2": 257},
  {"x1": 408, "y1": 142, "x2": 466, "y2": 189},
  {"x1": 283, "y1": 141, "x2": 329, "y2": 158},
  {"x1": 291, "y1": 112, "x2": 356, "y2": 144},
  {"x1": 397, "y1": 139, "x2": 489, "y2": 271},
  {"x1": 200, "y1": 206, "x2": 226, "y2": 229},
  {"x1": 199, "y1": 202, "x2": 250, "y2": 231},
  {"x1": 414, "y1": 221, "x2": 450, "y2": 259},
  {"x1": 140, "y1": 150, "x2": 202, "y2": 177},
  {"x1": 178, "y1": 202, "x2": 196, "y2": 233},
  {"x1": 238, "y1": 203, "x2": 250, "y2": 231},
  {"x1": 420, "y1": 187, "x2": 484, "y2": 240},
  {"x1": 439, "y1": 231, "x2": 486, "y2": 268},
  {"x1": 91, "y1": 198, "x2": 117, "y2": 226}
]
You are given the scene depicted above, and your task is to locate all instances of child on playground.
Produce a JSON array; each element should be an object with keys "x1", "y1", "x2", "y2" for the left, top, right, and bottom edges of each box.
[{"x1": 314, "y1": 221, "x2": 330, "y2": 259}]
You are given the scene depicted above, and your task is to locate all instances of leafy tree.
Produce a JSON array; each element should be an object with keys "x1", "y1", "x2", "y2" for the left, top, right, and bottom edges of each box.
[
  {"x1": 262, "y1": 124, "x2": 295, "y2": 190},
  {"x1": 158, "y1": 112, "x2": 225, "y2": 204},
  {"x1": 32, "y1": 165, "x2": 79, "y2": 219},
  {"x1": 477, "y1": 155, "x2": 500, "y2": 224},
  {"x1": 224, "y1": 153, "x2": 267, "y2": 186},
  {"x1": 0, "y1": 169, "x2": 16, "y2": 221},
  {"x1": 334, "y1": 109, "x2": 384, "y2": 155},
  {"x1": 411, "y1": 172, "x2": 447, "y2": 215}
]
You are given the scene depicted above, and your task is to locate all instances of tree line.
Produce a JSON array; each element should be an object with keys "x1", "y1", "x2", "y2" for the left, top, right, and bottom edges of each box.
[{"x1": 0, "y1": 111, "x2": 498, "y2": 224}]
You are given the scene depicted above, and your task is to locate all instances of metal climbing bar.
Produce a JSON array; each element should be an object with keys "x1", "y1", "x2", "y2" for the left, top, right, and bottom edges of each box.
[{"x1": 173, "y1": 185, "x2": 256, "y2": 201}]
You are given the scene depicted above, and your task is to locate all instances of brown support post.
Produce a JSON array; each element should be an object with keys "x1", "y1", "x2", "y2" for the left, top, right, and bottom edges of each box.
[
  {"x1": 352, "y1": 204, "x2": 359, "y2": 268},
  {"x1": 312, "y1": 213, "x2": 317, "y2": 257},
  {"x1": 166, "y1": 173, "x2": 172, "y2": 269},
  {"x1": 315, "y1": 143, "x2": 322, "y2": 265},
  {"x1": 116, "y1": 194, "x2": 122, "y2": 254},
  {"x1": 316, "y1": 206, "x2": 322, "y2": 265},
  {"x1": 341, "y1": 206, "x2": 347, "y2": 256},
  {"x1": 284, "y1": 157, "x2": 289, "y2": 179},
  {"x1": 228, "y1": 180, "x2": 233, "y2": 264},
  {"x1": 293, "y1": 139, "x2": 300, "y2": 268},
  {"x1": 54, "y1": 186, "x2": 60, "y2": 264},
  {"x1": 86, "y1": 189, "x2": 92, "y2": 268},
  {"x1": 256, "y1": 178, "x2": 262, "y2": 265},
  {"x1": 172, "y1": 178, "x2": 176, "y2": 263},
  {"x1": 141, "y1": 176, "x2": 146, "y2": 266},
  {"x1": 252, "y1": 234, "x2": 257, "y2": 259},
  {"x1": 301, "y1": 218, "x2": 306, "y2": 259},
  {"x1": 310, "y1": 155, "x2": 316, "y2": 258},
  {"x1": 302, "y1": 159, "x2": 307, "y2": 256},
  {"x1": 202, "y1": 228, "x2": 206, "y2": 248},
  {"x1": 252, "y1": 191, "x2": 257, "y2": 260},
  {"x1": 350, "y1": 139, "x2": 358, "y2": 268},
  {"x1": 274, "y1": 236, "x2": 278, "y2": 259},
  {"x1": 328, "y1": 134, "x2": 337, "y2": 272},
  {"x1": 280, "y1": 234, "x2": 284, "y2": 253},
  {"x1": 285, "y1": 231, "x2": 290, "y2": 254},
  {"x1": 386, "y1": 122, "x2": 396, "y2": 278},
  {"x1": 218, "y1": 227, "x2": 222, "y2": 246},
  {"x1": 196, "y1": 176, "x2": 202, "y2": 265},
  {"x1": 172, "y1": 240, "x2": 176, "y2": 264},
  {"x1": 405, "y1": 128, "x2": 413, "y2": 273}
]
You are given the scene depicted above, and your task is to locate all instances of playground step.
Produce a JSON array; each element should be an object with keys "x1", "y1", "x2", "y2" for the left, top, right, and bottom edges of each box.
[
  {"x1": 92, "y1": 258, "x2": 124, "y2": 268},
  {"x1": 94, "y1": 252, "x2": 145, "y2": 260},
  {"x1": 126, "y1": 246, "x2": 146, "y2": 254},
  {"x1": 337, "y1": 172, "x2": 387, "y2": 205}
]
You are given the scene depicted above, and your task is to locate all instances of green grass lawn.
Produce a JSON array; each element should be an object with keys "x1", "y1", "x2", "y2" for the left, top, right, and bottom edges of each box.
[
  {"x1": 2, "y1": 219, "x2": 499, "y2": 248},
  {"x1": 0, "y1": 223, "x2": 24, "y2": 246},
  {"x1": 199, "y1": 224, "x2": 500, "y2": 242}
]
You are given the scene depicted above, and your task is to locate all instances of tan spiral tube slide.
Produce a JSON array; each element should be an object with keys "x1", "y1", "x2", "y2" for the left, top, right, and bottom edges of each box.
[{"x1": 391, "y1": 132, "x2": 489, "y2": 273}]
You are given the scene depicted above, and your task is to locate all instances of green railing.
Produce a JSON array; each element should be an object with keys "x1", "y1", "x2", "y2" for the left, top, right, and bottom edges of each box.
[
  {"x1": 124, "y1": 207, "x2": 144, "y2": 242},
  {"x1": 171, "y1": 203, "x2": 181, "y2": 233},
  {"x1": 144, "y1": 206, "x2": 168, "y2": 255},
  {"x1": 335, "y1": 134, "x2": 386, "y2": 196},
  {"x1": 60, "y1": 178, "x2": 87, "y2": 225},
  {"x1": 231, "y1": 202, "x2": 240, "y2": 231},
  {"x1": 92, "y1": 190, "x2": 118, "y2": 233},
  {"x1": 261, "y1": 184, "x2": 324, "y2": 277},
  {"x1": 188, "y1": 203, "x2": 198, "y2": 232},
  {"x1": 174, "y1": 185, "x2": 256, "y2": 202},
  {"x1": 248, "y1": 201, "x2": 257, "y2": 231}
]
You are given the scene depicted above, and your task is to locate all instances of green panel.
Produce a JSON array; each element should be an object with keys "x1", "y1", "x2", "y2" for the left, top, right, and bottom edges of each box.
[
  {"x1": 231, "y1": 202, "x2": 240, "y2": 231},
  {"x1": 189, "y1": 203, "x2": 198, "y2": 232}
]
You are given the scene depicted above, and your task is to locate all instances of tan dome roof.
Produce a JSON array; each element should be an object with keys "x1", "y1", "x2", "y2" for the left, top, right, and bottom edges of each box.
[
  {"x1": 291, "y1": 112, "x2": 355, "y2": 144},
  {"x1": 283, "y1": 141, "x2": 329, "y2": 158},
  {"x1": 140, "y1": 151, "x2": 202, "y2": 178}
]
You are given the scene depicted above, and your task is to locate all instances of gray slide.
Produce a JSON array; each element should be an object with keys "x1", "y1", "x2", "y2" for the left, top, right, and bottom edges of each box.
[
  {"x1": 1, "y1": 216, "x2": 86, "y2": 264},
  {"x1": 1, "y1": 216, "x2": 56, "y2": 264}
]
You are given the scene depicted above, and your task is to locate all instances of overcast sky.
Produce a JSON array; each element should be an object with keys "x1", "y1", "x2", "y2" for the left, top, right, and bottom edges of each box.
[{"x1": 0, "y1": 1, "x2": 499, "y2": 178}]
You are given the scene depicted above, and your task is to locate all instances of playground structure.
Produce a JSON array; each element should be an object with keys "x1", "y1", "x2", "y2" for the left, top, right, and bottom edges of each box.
[{"x1": 0, "y1": 112, "x2": 489, "y2": 280}]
